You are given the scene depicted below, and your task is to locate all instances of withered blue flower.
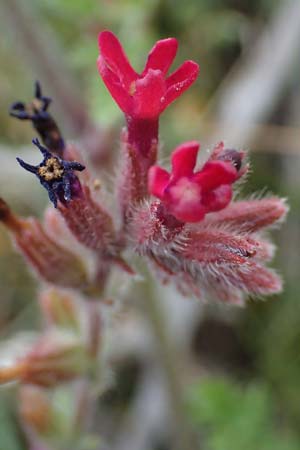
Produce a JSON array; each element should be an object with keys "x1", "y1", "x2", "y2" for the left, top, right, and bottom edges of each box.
[
  {"x1": 10, "y1": 81, "x2": 65, "y2": 155},
  {"x1": 17, "y1": 138, "x2": 85, "y2": 208}
]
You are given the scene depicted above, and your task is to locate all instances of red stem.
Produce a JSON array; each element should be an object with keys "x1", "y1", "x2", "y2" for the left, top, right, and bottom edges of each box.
[{"x1": 126, "y1": 116, "x2": 159, "y2": 160}]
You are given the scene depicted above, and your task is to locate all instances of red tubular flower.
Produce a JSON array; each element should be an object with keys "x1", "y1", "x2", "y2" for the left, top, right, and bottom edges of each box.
[
  {"x1": 97, "y1": 30, "x2": 199, "y2": 120},
  {"x1": 148, "y1": 141, "x2": 243, "y2": 223},
  {"x1": 98, "y1": 30, "x2": 199, "y2": 160}
]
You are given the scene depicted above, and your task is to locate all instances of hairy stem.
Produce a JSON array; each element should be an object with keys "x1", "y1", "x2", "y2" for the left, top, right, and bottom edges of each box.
[{"x1": 126, "y1": 116, "x2": 159, "y2": 159}]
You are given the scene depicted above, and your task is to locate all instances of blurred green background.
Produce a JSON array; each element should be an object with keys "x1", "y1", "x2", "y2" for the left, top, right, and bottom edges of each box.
[{"x1": 1, "y1": 0, "x2": 300, "y2": 449}]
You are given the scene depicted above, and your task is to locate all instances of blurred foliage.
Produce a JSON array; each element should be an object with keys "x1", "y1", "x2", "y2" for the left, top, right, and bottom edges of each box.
[
  {"x1": 187, "y1": 378, "x2": 299, "y2": 450},
  {"x1": 0, "y1": 391, "x2": 25, "y2": 450},
  {"x1": 0, "y1": 230, "x2": 36, "y2": 333},
  {"x1": 239, "y1": 288, "x2": 300, "y2": 427}
]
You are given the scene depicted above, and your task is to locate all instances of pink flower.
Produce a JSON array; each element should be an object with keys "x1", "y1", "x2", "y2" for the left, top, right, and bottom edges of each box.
[
  {"x1": 148, "y1": 141, "x2": 242, "y2": 223},
  {"x1": 97, "y1": 30, "x2": 199, "y2": 119}
]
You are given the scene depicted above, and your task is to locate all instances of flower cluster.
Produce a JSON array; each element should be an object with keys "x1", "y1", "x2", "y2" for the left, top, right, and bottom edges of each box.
[
  {"x1": 0, "y1": 29, "x2": 288, "y2": 448},
  {"x1": 2, "y1": 30, "x2": 287, "y2": 304}
]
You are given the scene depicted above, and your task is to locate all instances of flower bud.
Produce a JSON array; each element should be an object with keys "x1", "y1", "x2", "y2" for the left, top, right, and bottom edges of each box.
[
  {"x1": 0, "y1": 331, "x2": 90, "y2": 387},
  {"x1": 0, "y1": 198, "x2": 89, "y2": 289},
  {"x1": 205, "y1": 197, "x2": 289, "y2": 233},
  {"x1": 58, "y1": 184, "x2": 117, "y2": 256}
]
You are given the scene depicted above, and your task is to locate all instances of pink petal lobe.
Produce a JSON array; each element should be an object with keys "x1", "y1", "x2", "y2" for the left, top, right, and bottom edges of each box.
[
  {"x1": 97, "y1": 56, "x2": 133, "y2": 113},
  {"x1": 163, "y1": 60, "x2": 199, "y2": 109},
  {"x1": 148, "y1": 166, "x2": 170, "y2": 198},
  {"x1": 166, "y1": 177, "x2": 205, "y2": 222},
  {"x1": 170, "y1": 201, "x2": 206, "y2": 223},
  {"x1": 98, "y1": 30, "x2": 137, "y2": 88},
  {"x1": 171, "y1": 141, "x2": 199, "y2": 179},
  {"x1": 166, "y1": 60, "x2": 199, "y2": 87},
  {"x1": 194, "y1": 161, "x2": 237, "y2": 192},
  {"x1": 143, "y1": 38, "x2": 178, "y2": 76},
  {"x1": 133, "y1": 69, "x2": 166, "y2": 119},
  {"x1": 202, "y1": 184, "x2": 232, "y2": 212}
]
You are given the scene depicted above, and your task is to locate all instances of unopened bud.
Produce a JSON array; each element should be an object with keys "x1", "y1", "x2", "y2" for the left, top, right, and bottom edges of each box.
[
  {"x1": 58, "y1": 185, "x2": 117, "y2": 256},
  {"x1": 217, "y1": 148, "x2": 243, "y2": 171},
  {"x1": 210, "y1": 141, "x2": 247, "y2": 178},
  {"x1": 0, "y1": 331, "x2": 90, "y2": 387},
  {"x1": 0, "y1": 198, "x2": 89, "y2": 289}
]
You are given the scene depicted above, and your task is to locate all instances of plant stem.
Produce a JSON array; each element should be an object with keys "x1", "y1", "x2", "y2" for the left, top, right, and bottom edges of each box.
[
  {"x1": 126, "y1": 116, "x2": 159, "y2": 159},
  {"x1": 142, "y1": 272, "x2": 197, "y2": 450}
]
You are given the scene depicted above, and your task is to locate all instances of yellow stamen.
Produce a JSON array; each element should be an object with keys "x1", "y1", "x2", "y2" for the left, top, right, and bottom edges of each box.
[
  {"x1": 129, "y1": 81, "x2": 136, "y2": 96},
  {"x1": 38, "y1": 158, "x2": 64, "y2": 181}
]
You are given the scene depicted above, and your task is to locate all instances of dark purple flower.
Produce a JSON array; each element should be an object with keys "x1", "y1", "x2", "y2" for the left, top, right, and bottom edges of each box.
[
  {"x1": 17, "y1": 138, "x2": 85, "y2": 208},
  {"x1": 10, "y1": 81, "x2": 65, "y2": 155}
]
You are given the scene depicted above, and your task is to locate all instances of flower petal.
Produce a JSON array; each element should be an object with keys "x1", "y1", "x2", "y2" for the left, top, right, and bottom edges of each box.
[
  {"x1": 148, "y1": 166, "x2": 170, "y2": 198},
  {"x1": 133, "y1": 69, "x2": 166, "y2": 119},
  {"x1": 98, "y1": 30, "x2": 137, "y2": 88},
  {"x1": 167, "y1": 177, "x2": 205, "y2": 223},
  {"x1": 162, "y1": 60, "x2": 199, "y2": 109},
  {"x1": 97, "y1": 56, "x2": 133, "y2": 113},
  {"x1": 143, "y1": 38, "x2": 178, "y2": 76},
  {"x1": 169, "y1": 200, "x2": 206, "y2": 223},
  {"x1": 171, "y1": 141, "x2": 199, "y2": 179},
  {"x1": 202, "y1": 184, "x2": 232, "y2": 212},
  {"x1": 194, "y1": 161, "x2": 237, "y2": 192}
]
